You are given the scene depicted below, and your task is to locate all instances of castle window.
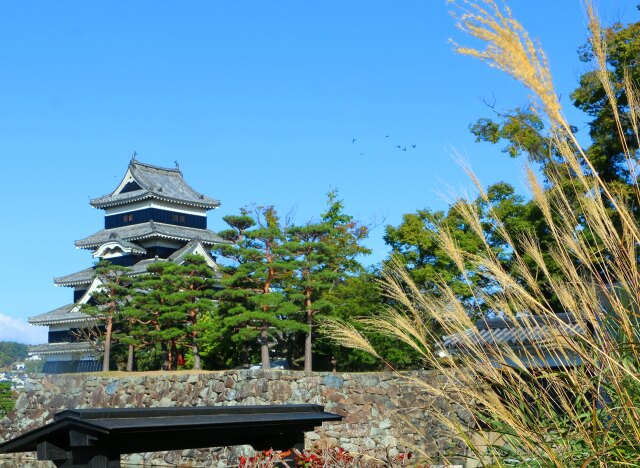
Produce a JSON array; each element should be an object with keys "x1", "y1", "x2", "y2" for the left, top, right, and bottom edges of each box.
[
  {"x1": 172, "y1": 214, "x2": 186, "y2": 223},
  {"x1": 122, "y1": 214, "x2": 134, "y2": 223}
]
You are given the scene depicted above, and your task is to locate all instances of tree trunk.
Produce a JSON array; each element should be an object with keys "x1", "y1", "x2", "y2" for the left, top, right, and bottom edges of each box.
[
  {"x1": 304, "y1": 292, "x2": 313, "y2": 372},
  {"x1": 304, "y1": 314, "x2": 313, "y2": 372},
  {"x1": 191, "y1": 310, "x2": 200, "y2": 370},
  {"x1": 242, "y1": 345, "x2": 250, "y2": 369},
  {"x1": 161, "y1": 342, "x2": 169, "y2": 371},
  {"x1": 102, "y1": 316, "x2": 113, "y2": 372},
  {"x1": 261, "y1": 327, "x2": 270, "y2": 369},
  {"x1": 192, "y1": 343, "x2": 201, "y2": 370},
  {"x1": 126, "y1": 345, "x2": 134, "y2": 372},
  {"x1": 168, "y1": 340, "x2": 178, "y2": 371}
]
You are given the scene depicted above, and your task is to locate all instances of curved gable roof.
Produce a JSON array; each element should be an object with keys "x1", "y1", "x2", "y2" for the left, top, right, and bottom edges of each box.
[{"x1": 90, "y1": 159, "x2": 220, "y2": 210}]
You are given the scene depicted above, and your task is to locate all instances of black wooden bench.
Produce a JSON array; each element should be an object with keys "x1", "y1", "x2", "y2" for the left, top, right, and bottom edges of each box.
[{"x1": 0, "y1": 404, "x2": 342, "y2": 467}]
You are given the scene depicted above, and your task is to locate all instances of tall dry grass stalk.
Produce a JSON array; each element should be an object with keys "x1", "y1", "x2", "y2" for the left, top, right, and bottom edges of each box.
[{"x1": 328, "y1": 1, "x2": 640, "y2": 465}]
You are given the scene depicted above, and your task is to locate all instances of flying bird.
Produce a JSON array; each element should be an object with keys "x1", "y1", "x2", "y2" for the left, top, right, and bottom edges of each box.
[
  {"x1": 352, "y1": 138, "x2": 357, "y2": 143},
  {"x1": 411, "y1": 144, "x2": 416, "y2": 148}
]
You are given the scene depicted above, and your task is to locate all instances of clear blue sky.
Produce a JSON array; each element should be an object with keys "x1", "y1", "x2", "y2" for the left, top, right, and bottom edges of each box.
[{"x1": 0, "y1": 1, "x2": 636, "y2": 343}]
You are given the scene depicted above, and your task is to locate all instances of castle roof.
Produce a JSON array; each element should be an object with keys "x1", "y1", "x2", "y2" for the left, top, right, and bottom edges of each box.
[
  {"x1": 75, "y1": 220, "x2": 227, "y2": 250},
  {"x1": 28, "y1": 341, "x2": 97, "y2": 356},
  {"x1": 54, "y1": 259, "x2": 157, "y2": 287},
  {"x1": 55, "y1": 247, "x2": 221, "y2": 288},
  {"x1": 29, "y1": 304, "x2": 90, "y2": 325},
  {"x1": 90, "y1": 159, "x2": 220, "y2": 210},
  {"x1": 167, "y1": 239, "x2": 220, "y2": 269},
  {"x1": 442, "y1": 313, "x2": 584, "y2": 349},
  {"x1": 54, "y1": 267, "x2": 96, "y2": 287}
]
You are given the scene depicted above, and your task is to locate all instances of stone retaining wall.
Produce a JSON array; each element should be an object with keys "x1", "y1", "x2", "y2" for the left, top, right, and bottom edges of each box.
[{"x1": 0, "y1": 370, "x2": 472, "y2": 466}]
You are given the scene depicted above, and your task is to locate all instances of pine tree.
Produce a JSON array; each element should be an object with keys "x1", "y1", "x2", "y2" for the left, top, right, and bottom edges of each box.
[
  {"x1": 320, "y1": 190, "x2": 371, "y2": 278},
  {"x1": 214, "y1": 206, "x2": 305, "y2": 369},
  {"x1": 159, "y1": 255, "x2": 218, "y2": 370},
  {"x1": 286, "y1": 223, "x2": 338, "y2": 371},
  {"x1": 287, "y1": 190, "x2": 370, "y2": 371},
  {"x1": 125, "y1": 255, "x2": 218, "y2": 371},
  {"x1": 82, "y1": 261, "x2": 133, "y2": 372},
  {"x1": 125, "y1": 261, "x2": 177, "y2": 370}
]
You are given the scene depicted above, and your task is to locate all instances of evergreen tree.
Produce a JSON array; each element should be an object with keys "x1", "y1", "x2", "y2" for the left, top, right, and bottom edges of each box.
[
  {"x1": 286, "y1": 190, "x2": 370, "y2": 371},
  {"x1": 125, "y1": 256, "x2": 216, "y2": 371},
  {"x1": 286, "y1": 222, "x2": 336, "y2": 371},
  {"x1": 125, "y1": 261, "x2": 176, "y2": 370},
  {"x1": 82, "y1": 261, "x2": 133, "y2": 372},
  {"x1": 321, "y1": 190, "x2": 370, "y2": 278},
  {"x1": 214, "y1": 206, "x2": 305, "y2": 369},
  {"x1": 159, "y1": 255, "x2": 218, "y2": 370}
]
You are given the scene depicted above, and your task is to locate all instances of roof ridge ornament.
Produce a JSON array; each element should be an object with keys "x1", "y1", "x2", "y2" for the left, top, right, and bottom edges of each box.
[{"x1": 132, "y1": 151, "x2": 137, "y2": 161}]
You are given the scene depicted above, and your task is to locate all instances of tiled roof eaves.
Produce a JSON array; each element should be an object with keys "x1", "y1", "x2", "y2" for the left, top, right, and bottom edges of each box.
[
  {"x1": 29, "y1": 315, "x2": 92, "y2": 326},
  {"x1": 90, "y1": 191, "x2": 220, "y2": 210},
  {"x1": 54, "y1": 278, "x2": 93, "y2": 287},
  {"x1": 475, "y1": 312, "x2": 575, "y2": 330},
  {"x1": 75, "y1": 222, "x2": 228, "y2": 249},
  {"x1": 28, "y1": 342, "x2": 98, "y2": 355},
  {"x1": 29, "y1": 304, "x2": 93, "y2": 326},
  {"x1": 54, "y1": 267, "x2": 96, "y2": 286},
  {"x1": 443, "y1": 322, "x2": 584, "y2": 349}
]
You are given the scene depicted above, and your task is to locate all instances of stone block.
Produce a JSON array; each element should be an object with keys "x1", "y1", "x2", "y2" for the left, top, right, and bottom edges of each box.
[
  {"x1": 266, "y1": 380, "x2": 292, "y2": 401},
  {"x1": 306, "y1": 431, "x2": 320, "y2": 440}
]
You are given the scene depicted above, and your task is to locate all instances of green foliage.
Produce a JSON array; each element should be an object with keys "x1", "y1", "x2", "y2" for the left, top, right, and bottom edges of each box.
[
  {"x1": 320, "y1": 189, "x2": 370, "y2": 276},
  {"x1": 125, "y1": 255, "x2": 218, "y2": 370},
  {"x1": 214, "y1": 206, "x2": 306, "y2": 369},
  {"x1": 321, "y1": 272, "x2": 421, "y2": 370},
  {"x1": 82, "y1": 261, "x2": 134, "y2": 371},
  {"x1": 211, "y1": 193, "x2": 371, "y2": 371},
  {"x1": 384, "y1": 182, "x2": 547, "y2": 314},
  {"x1": 572, "y1": 20, "x2": 640, "y2": 186},
  {"x1": 285, "y1": 190, "x2": 371, "y2": 371},
  {"x1": 470, "y1": 108, "x2": 549, "y2": 162},
  {"x1": 0, "y1": 342, "x2": 28, "y2": 369},
  {"x1": 0, "y1": 382, "x2": 13, "y2": 416}
]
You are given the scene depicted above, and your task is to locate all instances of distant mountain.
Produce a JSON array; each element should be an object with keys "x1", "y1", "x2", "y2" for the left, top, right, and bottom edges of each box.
[{"x1": 0, "y1": 341, "x2": 28, "y2": 369}]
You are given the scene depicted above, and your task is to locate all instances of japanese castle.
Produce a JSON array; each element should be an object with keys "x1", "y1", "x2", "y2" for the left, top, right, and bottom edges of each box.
[{"x1": 28, "y1": 158, "x2": 225, "y2": 373}]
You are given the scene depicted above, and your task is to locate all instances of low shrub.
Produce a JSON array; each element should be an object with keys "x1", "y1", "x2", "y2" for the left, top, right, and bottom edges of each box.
[{"x1": 237, "y1": 448, "x2": 418, "y2": 467}]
